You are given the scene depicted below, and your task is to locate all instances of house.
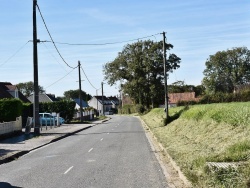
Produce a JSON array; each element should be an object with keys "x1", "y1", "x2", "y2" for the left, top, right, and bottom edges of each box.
[
  {"x1": 107, "y1": 96, "x2": 120, "y2": 109},
  {"x1": 28, "y1": 93, "x2": 58, "y2": 103},
  {"x1": 121, "y1": 94, "x2": 134, "y2": 106},
  {"x1": 73, "y1": 98, "x2": 89, "y2": 109},
  {"x1": 0, "y1": 82, "x2": 30, "y2": 103},
  {"x1": 168, "y1": 92, "x2": 199, "y2": 107},
  {"x1": 234, "y1": 83, "x2": 250, "y2": 93},
  {"x1": 88, "y1": 96, "x2": 112, "y2": 115}
]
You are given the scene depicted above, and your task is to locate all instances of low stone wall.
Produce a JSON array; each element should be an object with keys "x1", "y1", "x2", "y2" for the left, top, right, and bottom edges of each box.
[{"x1": 0, "y1": 116, "x2": 22, "y2": 136}]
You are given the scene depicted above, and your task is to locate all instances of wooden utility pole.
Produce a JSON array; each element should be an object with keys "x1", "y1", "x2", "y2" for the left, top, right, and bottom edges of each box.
[
  {"x1": 101, "y1": 82, "x2": 104, "y2": 115},
  {"x1": 163, "y1": 31, "x2": 169, "y2": 119},
  {"x1": 33, "y1": 0, "x2": 40, "y2": 135},
  {"x1": 78, "y1": 61, "x2": 83, "y2": 122}
]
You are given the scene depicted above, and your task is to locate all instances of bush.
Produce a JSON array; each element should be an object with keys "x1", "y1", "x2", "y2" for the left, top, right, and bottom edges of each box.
[
  {"x1": 135, "y1": 104, "x2": 146, "y2": 114},
  {"x1": 39, "y1": 100, "x2": 76, "y2": 122},
  {"x1": 120, "y1": 104, "x2": 135, "y2": 114},
  {"x1": 0, "y1": 98, "x2": 23, "y2": 122}
]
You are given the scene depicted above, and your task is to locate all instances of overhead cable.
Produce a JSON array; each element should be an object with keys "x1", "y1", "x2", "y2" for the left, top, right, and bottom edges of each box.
[
  {"x1": 45, "y1": 67, "x2": 77, "y2": 89},
  {"x1": 80, "y1": 65, "x2": 97, "y2": 90},
  {"x1": 0, "y1": 41, "x2": 29, "y2": 67},
  {"x1": 36, "y1": 4, "x2": 77, "y2": 69},
  {"x1": 45, "y1": 33, "x2": 161, "y2": 46}
]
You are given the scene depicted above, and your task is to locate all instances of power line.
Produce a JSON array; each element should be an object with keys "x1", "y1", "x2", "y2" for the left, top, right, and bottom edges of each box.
[
  {"x1": 0, "y1": 41, "x2": 29, "y2": 67},
  {"x1": 80, "y1": 65, "x2": 97, "y2": 90},
  {"x1": 44, "y1": 33, "x2": 161, "y2": 46},
  {"x1": 36, "y1": 4, "x2": 77, "y2": 69},
  {"x1": 45, "y1": 67, "x2": 77, "y2": 89}
]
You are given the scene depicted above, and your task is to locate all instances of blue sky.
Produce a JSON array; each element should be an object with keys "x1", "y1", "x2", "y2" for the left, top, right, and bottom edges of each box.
[{"x1": 0, "y1": 0, "x2": 249, "y2": 97}]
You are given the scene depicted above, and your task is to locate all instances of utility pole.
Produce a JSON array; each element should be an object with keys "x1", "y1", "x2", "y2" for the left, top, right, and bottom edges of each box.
[
  {"x1": 101, "y1": 82, "x2": 104, "y2": 115},
  {"x1": 163, "y1": 31, "x2": 169, "y2": 119},
  {"x1": 78, "y1": 61, "x2": 83, "y2": 122},
  {"x1": 33, "y1": 0, "x2": 40, "y2": 135}
]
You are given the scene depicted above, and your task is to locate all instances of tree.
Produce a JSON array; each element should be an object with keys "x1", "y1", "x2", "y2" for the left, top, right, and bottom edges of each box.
[
  {"x1": 17, "y1": 81, "x2": 45, "y2": 97},
  {"x1": 103, "y1": 40, "x2": 181, "y2": 107},
  {"x1": 63, "y1": 89, "x2": 92, "y2": 101},
  {"x1": 202, "y1": 47, "x2": 250, "y2": 93},
  {"x1": 168, "y1": 81, "x2": 205, "y2": 96}
]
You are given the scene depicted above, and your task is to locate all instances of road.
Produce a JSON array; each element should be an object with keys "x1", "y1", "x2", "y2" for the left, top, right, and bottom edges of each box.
[{"x1": 0, "y1": 116, "x2": 169, "y2": 188}]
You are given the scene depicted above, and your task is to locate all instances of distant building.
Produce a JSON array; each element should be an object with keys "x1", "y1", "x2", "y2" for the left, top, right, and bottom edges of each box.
[
  {"x1": 28, "y1": 93, "x2": 58, "y2": 103},
  {"x1": 0, "y1": 82, "x2": 30, "y2": 103},
  {"x1": 168, "y1": 92, "x2": 199, "y2": 107},
  {"x1": 88, "y1": 96, "x2": 112, "y2": 115},
  {"x1": 107, "y1": 96, "x2": 120, "y2": 109},
  {"x1": 121, "y1": 94, "x2": 134, "y2": 106},
  {"x1": 73, "y1": 98, "x2": 89, "y2": 109},
  {"x1": 234, "y1": 83, "x2": 250, "y2": 93}
]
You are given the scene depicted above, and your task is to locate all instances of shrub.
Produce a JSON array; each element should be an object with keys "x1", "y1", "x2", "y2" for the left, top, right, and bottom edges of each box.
[
  {"x1": 0, "y1": 98, "x2": 23, "y2": 122},
  {"x1": 39, "y1": 101, "x2": 76, "y2": 122},
  {"x1": 135, "y1": 104, "x2": 146, "y2": 114}
]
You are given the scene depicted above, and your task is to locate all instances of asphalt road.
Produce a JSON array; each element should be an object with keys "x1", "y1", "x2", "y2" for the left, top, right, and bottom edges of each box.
[{"x1": 0, "y1": 116, "x2": 169, "y2": 188}]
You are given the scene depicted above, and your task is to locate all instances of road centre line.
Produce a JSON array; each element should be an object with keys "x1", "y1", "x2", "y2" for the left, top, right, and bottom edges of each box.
[
  {"x1": 88, "y1": 148, "x2": 93, "y2": 152},
  {"x1": 64, "y1": 166, "x2": 74, "y2": 174}
]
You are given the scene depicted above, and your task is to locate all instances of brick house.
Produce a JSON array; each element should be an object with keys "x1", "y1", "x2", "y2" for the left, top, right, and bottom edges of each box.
[{"x1": 168, "y1": 92, "x2": 199, "y2": 107}]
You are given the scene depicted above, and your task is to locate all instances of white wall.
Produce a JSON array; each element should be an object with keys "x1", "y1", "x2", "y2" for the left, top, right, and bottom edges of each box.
[{"x1": 0, "y1": 116, "x2": 22, "y2": 135}]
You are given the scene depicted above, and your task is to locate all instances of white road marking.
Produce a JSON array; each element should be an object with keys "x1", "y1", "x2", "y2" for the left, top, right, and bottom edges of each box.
[
  {"x1": 107, "y1": 133, "x2": 110, "y2": 134},
  {"x1": 88, "y1": 148, "x2": 93, "y2": 152},
  {"x1": 100, "y1": 138, "x2": 103, "y2": 141},
  {"x1": 64, "y1": 166, "x2": 74, "y2": 174},
  {"x1": 87, "y1": 159, "x2": 96, "y2": 163}
]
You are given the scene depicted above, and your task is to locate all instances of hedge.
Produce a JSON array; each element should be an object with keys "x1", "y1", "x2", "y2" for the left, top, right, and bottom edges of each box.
[{"x1": 0, "y1": 98, "x2": 23, "y2": 122}]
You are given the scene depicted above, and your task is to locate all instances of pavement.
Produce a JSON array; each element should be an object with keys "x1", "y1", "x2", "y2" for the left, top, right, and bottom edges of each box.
[{"x1": 0, "y1": 118, "x2": 110, "y2": 165}]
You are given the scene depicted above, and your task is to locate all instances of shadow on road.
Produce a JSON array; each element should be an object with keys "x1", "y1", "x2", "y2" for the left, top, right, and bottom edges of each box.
[
  {"x1": 0, "y1": 134, "x2": 35, "y2": 144},
  {"x1": 0, "y1": 182, "x2": 22, "y2": 188}
]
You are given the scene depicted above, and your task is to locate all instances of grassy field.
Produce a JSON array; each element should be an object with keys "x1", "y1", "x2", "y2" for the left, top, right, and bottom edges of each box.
[{"x1": 141, "y1": 102, "x2": 250, "y2": 188}]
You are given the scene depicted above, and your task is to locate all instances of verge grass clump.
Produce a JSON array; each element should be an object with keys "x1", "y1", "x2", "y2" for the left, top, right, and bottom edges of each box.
[{"x1": 141, "y1": 102, "x2": 250, "y2": 187}]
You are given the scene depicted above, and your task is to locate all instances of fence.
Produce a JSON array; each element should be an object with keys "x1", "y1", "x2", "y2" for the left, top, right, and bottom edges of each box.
[
  {"x1": 74, "y1": 110, "x2": 94, "y2": 121},
  {"x1": 0, "y1": 116, "x2": 22, "y2": 135}
]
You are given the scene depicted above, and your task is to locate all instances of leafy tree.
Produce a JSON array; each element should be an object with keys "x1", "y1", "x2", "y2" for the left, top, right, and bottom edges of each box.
[
  {"x1": 103, "y1": 40, "x2": 181, "y2": 107},
  {"x1": 16, "y1": 81, "x2": 45, "y2": 97},
  {"x1": 202, "y1": 47, "x2": 250, "y2": 93},
  {"x1": 63, "y1": 89, "x2": 92, "y2": 101},
  {"x1": 168, "y1": 81, "x2": 205, "y2": 96}
]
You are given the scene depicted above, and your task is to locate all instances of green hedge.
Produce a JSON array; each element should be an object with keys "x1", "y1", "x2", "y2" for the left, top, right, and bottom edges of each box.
[
  {"x1": 119, "y1": 104, "x2": 146, "y2": 114},
  {"x1": 39, "y1": 101, "x2": 76, "y2": 122},
  {"x1": 0, "y1": 99, "x2": 76, "y2": 124},
  {"x1": 0, "y1": 98, "x2": 23, "y2": 122}
]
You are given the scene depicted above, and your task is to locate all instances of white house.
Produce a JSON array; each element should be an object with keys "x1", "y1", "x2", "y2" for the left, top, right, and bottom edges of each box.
[{"x1": 88, "y1": 96, "x2": 112, "y2": 115}]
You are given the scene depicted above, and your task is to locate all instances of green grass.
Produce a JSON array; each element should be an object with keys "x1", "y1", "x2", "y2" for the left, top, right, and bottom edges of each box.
[{"x1": 141, "y1": 102, "x2": 250, "y2": 187}]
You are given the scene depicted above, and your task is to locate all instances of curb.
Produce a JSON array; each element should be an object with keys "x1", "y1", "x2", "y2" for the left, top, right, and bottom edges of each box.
[{"x1": 0, "y1": 118, "x2": 110, "y2": 166}]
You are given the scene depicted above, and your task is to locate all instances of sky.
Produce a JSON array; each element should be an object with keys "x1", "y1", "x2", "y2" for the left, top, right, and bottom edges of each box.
[{"x1": 0, "y1": 0, "x2": 249, "y2": 98}]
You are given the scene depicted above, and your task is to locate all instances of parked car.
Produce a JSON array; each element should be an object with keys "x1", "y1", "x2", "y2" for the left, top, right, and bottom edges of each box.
[
  {"x1": 39, "y1": 113, "x2": 57, "y2": 126},
  {"x1": 57, "y1": 117, "x2": 65, "y2": 125},
  {"x1": 108, "y1": 110, "x2": 113, "y2": 115}
]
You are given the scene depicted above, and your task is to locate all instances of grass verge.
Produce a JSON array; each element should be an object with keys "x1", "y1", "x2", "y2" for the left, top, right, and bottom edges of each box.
[{"x1": 141, "y1": 102, "x2": 250, "y2": 187}]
